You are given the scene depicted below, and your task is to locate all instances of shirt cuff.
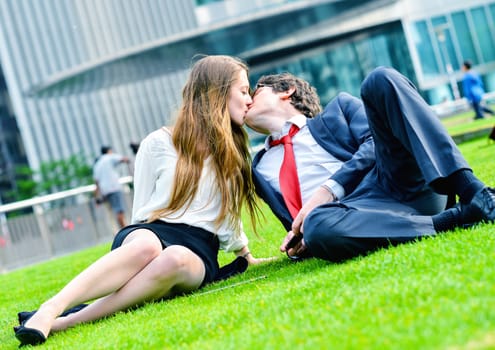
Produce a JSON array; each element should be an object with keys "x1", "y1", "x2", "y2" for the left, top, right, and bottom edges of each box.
[
  {"x1": 322, "y1": 179, "x2": 345, "y2": 200},
  {"x1": 220, "y1": 230, "x2": 249, "y2": 252}
]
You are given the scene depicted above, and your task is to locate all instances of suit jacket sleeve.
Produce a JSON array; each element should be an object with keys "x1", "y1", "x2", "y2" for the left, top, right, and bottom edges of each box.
[{"x1": 307, "y1": 92, "x2": 375, "y2": 196}]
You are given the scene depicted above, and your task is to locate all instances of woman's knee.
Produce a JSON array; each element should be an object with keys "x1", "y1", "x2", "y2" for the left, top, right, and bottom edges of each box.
[
  {"x1": 159, "y1": 246, "x2": 189, "y2": 270},
  {"x1": 123, "y1": 229, "x2": 162, "y2": 262},
  {"x1": 150, "y1": 246, "x2": 204, "y2": 284}
]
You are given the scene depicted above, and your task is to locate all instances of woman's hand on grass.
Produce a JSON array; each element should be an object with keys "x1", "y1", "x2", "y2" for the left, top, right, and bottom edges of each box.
[{"x1": 245, "y1": 254, "x2": 277, "y2": 265}]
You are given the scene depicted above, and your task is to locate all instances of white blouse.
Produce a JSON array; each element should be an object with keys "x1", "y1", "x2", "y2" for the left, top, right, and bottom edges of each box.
[{"x1": 131, "y1": 128, "x2": 248, "y2": 252}]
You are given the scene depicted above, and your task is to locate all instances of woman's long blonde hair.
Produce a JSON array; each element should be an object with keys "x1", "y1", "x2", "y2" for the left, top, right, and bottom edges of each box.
[{"x1": 148, "y1": 55, "x2": 259, "y2": 235}]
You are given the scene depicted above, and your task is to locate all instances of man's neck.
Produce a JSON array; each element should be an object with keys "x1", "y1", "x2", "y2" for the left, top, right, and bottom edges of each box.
[
  {"x1": 267, "y1": 114, "x2": 305, "y2": 135},
  {"x1": 264, "y1": 116, "x2": 288, "y2": 134}
]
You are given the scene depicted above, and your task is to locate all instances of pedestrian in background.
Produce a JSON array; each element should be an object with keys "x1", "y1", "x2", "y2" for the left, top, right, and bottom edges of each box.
[
  {"x1": 462, "y1": 60, "x2": 495, "y2": 120},
  {"x1": 93, "y1": 145, "x2": 130, "y2": 229}
]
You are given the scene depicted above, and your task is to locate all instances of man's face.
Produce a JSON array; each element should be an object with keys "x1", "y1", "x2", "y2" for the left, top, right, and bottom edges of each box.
[{"x1": 245, "y1": 83, "x2": 279, "y2": 133}]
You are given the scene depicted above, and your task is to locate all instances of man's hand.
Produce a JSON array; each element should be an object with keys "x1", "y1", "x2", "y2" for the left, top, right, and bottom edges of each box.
[
  {"x1": 291, "y1": 186, "x2": 335, "y2": 235},
  {"x1": 280, "y1": 231, "x2": 297, "y2": 253},
  {"x1": 280, "y1": 230, "x2": 307, "y2": 259}
]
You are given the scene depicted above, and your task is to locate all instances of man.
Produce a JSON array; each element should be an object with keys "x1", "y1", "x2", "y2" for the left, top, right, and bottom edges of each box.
[
  {"x1": 246, "y1": 67, "x2": 495, "y2": 262},
  {"x1": 461, "y1": 60, "x2": 494, "y2": 120},
  {"x1": 93, "y1": 145, "x2": 130, "y2": 229}
]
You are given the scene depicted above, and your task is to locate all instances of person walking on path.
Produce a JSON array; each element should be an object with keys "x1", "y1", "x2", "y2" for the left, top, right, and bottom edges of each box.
[
  {"x1": 462, "y1": 60, "x2": 495, "y2": 120},
  {"x1": 93, "y1": 145, "x2": 130, "y2": 229}
]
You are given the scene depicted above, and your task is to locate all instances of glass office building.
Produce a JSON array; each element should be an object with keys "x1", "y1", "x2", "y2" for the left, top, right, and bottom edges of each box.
[
  {"x1": 406, "y1": 1, "x2": 495, "y2": 102},
  {"x1": 0, "y1": 64, "x2": 27, "y2": 203},
  {"x1": 0, "y1": 0, "x2": 494, "y2": 203}
]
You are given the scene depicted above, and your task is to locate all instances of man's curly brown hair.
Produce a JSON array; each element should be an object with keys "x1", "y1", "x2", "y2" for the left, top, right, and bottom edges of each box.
[{"x1": 255, "y1": 72, "x2": 322, "y2": 118}]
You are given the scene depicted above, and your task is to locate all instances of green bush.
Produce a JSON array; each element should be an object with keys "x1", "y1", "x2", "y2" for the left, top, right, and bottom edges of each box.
[{"x1": 5, "y1": 152, "x2": 93, "y2": 203}]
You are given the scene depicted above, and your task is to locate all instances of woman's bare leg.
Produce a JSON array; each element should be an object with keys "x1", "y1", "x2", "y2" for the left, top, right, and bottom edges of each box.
[
  {"x1": 21, "y1": 229, "x2": 162, "y2": 338},
  {"x1": 51, "y1": 245, "x2": 205, "y2": 331}
]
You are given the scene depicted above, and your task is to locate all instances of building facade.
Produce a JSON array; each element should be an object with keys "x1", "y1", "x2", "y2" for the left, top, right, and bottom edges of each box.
[{"x1": 0, "y1": 0, "x2": 494, "y2": 203}]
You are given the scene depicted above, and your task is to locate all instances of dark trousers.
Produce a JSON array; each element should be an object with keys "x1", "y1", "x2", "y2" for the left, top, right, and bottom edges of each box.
[
  {"x1": 472, "y1": 100, "x2": 494, "y2": 119},
  {"x1": 303, "y1": 67, "x2": 470, "y2": 262}
]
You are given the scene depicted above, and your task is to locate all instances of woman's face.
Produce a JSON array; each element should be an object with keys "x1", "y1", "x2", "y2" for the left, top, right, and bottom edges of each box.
[{"x1": 228, "y1": 69, "x2": 252, "y2": 127}]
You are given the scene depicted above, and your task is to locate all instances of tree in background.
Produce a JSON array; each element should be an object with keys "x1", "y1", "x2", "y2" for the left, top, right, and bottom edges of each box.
[{"x1": 4, "y1": 153, "x2": 93, "y2": 203}]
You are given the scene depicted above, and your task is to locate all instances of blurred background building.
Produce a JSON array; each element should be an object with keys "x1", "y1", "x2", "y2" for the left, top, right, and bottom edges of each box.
[{"x1": 0, "y1": 0, "x2": 494, "y2": 203}]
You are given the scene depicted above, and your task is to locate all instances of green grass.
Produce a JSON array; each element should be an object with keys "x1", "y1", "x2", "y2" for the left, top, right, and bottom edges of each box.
[
  {"x1": 443, "y1": 104, "x2": 495, "y2": 137},
  {"x1": 2, "y1": 130, "x2": 495, "y2": 349}
]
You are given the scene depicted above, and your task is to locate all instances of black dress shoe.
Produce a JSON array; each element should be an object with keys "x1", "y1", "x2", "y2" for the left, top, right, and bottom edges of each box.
[
  {"x1": 464, "y1": 187, "x2": 495, "y2": 224},
  {"x1": 14, "y1": 325, "x2": 46, "y2": 346},
  {"x1": 18, "y1": 303, "x2": 89, "y2": 325}
]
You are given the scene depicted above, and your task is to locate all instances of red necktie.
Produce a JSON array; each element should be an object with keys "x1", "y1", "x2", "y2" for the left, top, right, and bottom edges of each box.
[{"x1": 269, "y1": 124, "x2": 302, "y2": 219}]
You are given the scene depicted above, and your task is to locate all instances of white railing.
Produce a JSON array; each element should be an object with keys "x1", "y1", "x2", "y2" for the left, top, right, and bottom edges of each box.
[{"x1": 0, "y1": 177, "x2": 133, "y2": 273}]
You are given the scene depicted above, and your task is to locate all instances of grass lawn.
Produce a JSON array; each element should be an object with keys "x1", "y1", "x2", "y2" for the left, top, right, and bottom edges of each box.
[
  {"x1": 442, "y1": 105, "x2": 495, "y2": 138},
  {"x1": 1, "y1": 123, "x2": 495, "y2": 349}
]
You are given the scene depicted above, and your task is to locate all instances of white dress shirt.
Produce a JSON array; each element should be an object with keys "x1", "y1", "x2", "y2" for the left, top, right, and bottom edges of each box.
[
  {"x1": 256, "y1": 115, "x2": 345, "y2": 204},
  {"x1": 132, "y1": 128, "x2": 248, "y2": 252}
]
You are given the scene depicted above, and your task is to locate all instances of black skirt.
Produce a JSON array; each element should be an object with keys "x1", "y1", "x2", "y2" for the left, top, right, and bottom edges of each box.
[{"x1": 111, "y1": 221, "x2": 220, "y2": 286}]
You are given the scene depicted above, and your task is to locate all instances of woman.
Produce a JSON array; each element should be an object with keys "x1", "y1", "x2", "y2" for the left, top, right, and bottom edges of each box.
[{"x1": 14, "y1": 55, "x2": 269, "y2": 346}]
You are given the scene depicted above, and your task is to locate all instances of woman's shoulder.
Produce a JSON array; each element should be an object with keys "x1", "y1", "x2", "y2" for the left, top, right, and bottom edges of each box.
[
  {"x1": 140, "y1": 127, "x2": 175, "y2": 153},
  {"x1": 145, "y1": 127, "x2": 173, "y2": 141}
]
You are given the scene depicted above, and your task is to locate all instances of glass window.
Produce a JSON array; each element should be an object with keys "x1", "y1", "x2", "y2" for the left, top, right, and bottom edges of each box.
[
  {"x1": 451, "y1": 11, "x2": 477, "y2": 64},
  {"x1": 388, "y1": 29, "x2": 416, "y2": 82},
  {"x1": 410, "y1": 21, "x2": 439, "y2": 77},
  {"x1": 298, "y1": 54, "x2": 333, "y2": 103},
  {"x1": 432, "y1": 16, "x2": 459, "y2": 71},
  {"x1": 329, "y1": 44, "x2": 362, "y2": 97},
  {"x1": 471, "y1": 7, "x2": 495, "y2": 62},
  {"x1": 195, "y1": 0, "x2": 223, "y2": 6},
  {"x1": 425, "y1": 84, "x2": 453, "y2": 105},
  {"x1": 250, "y1": 22, "x2": 415, "y2": 104}
]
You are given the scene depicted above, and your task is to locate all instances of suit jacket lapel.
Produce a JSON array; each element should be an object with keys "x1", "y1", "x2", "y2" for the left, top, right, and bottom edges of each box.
[{"x1": 252, "y1": 149, "x2": 293, "y2": 231}]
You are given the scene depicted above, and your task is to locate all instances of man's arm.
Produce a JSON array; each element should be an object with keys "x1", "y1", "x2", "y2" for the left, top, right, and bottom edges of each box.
[
  {"x1": 321, "y1": 92, "x2": 375, "y2": 195},
  {"x1": 295, "y1": 93, "x2": 375, "y2": 234},
  {"x1": 93, "y1": 181, "x2": 104, "y2": 204},
  {"x1": 291, "y1": 185, "x2": 334, "y2": 235}
]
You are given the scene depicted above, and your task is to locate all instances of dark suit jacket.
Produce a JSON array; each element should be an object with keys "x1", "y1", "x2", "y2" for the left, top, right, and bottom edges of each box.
[{"x1": 252, "y1": 92, "x2": 375, "y2": 230}]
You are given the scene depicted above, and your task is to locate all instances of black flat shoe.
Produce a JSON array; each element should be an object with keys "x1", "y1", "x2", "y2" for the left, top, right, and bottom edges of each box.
[
  {"x1": 18, "y1": 303, "x2": 89, "y2": 325},
  {"x1": 14, "y1": 325, "x2": 46, "y2": 347},
  {"x1": 215, "y1": 256, "x2": 248, "y2": 281},
  {"x1": 17, "y1": 311, "x2": 35, "y2": 326}
]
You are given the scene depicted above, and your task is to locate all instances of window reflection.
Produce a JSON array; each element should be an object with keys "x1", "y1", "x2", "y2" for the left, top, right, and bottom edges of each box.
[{"x1": 250, "y1": 22, "x2": 415, "y2": 106}]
